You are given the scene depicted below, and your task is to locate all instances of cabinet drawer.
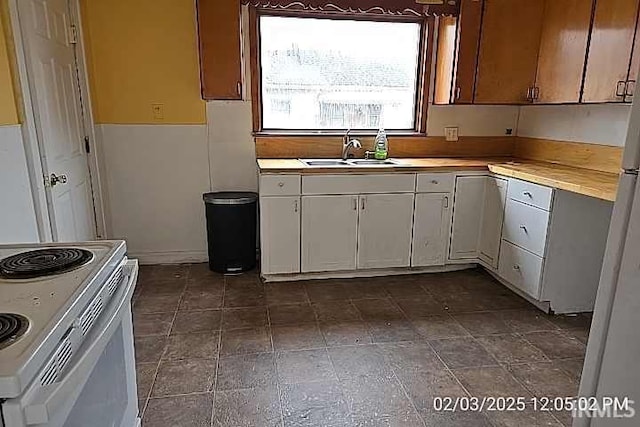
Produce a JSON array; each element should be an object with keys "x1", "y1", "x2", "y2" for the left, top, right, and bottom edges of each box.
[
  {"x1": 416, "y1": 173, "x2": 454, "y2": 193},
  {"x1": 502, "y1": 199, "x2": 550, "y2": 257},
  {"x1": 498, "y1": 240, "x2": 543, "y2": 299},
  {"x1": 260, "y1": 174, "x2": 301, "y2": 196},
  {"x1": 507, "y1": 179, "x2": 553, "y2": 211},
  {"x1": 302, "y1": 174, "x2": 415, "y2": 195}
]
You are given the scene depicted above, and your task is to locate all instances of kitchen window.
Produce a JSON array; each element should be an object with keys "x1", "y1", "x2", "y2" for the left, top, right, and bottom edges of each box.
[{"x1": 256, "y1": 15, "x2": 425, "y2": 133}]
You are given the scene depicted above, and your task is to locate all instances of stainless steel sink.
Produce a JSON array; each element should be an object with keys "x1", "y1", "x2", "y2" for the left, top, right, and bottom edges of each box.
[
  {"x1": 300, "y1": 158, "x2": 399, "y2": 167},
  {"x1": 348, "y1": 159, "x2": 398, "y2": 166},
  {"x1": 301, "y1": 159, "x2": 350, "y2": 167}
]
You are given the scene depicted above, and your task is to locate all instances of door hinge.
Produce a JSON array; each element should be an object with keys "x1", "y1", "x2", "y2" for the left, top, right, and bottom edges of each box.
[
  {"x1": 84, "y1": 136, "x2": 90, "y2": 153},
  {"x1": 69, "y1": 24, "x2": 78, "y2": 45},
  {"x1": 43, "y1": 174, "x2": 51, "y2": 188}
]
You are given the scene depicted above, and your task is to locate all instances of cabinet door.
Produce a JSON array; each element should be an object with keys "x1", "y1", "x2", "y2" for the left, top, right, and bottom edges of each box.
[
  {"x1": 583, "y1": 0, "x2": 640, "y2": 103},
  {"x1": 534, "y1": 0, "x2": 593, "y2": 104},
  {"x1": 357, "y1": 194, "x2": 415, "y2": 269},
  {"x1": 455, "y1": 0, "x2": 484, "y2": 104},
  {"x1": 197, "y1": 0, "x2": 243, "y2": 100},
  {"x1": 301, "y1": 195, "x2": 358, "y2": 273},
  {"x1": 474, "y1": 0, "x2": 544, "y2": 104},
  {"x1": 433, "y1": 0, "x2": 484, "y2": 105},
  {"x1": 260, "y1": 197, "x2": 300, "y2": 275},
  {"x1": 626, "y1": 5, "x2": 640, "y2": 101},
  {"x1": 449, "y1": 176, "x2": 485, "y2": 260},
  {"x1": 412, "y1": 193, "x2": 452, "y2": 267},
  {"x1": 478, "y1": 177, "x2": 508, "y2": 269}
]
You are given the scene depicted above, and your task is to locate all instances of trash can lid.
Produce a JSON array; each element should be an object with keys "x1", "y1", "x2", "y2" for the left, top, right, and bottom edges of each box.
[{"x1": 203, "y1": 192, "x2": 258, "y2": 205}]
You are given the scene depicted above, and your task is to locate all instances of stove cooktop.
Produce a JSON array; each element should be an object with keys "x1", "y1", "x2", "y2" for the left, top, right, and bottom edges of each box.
[{"x1": 0, "y1": 241, "x2": 127, "y2": 397}]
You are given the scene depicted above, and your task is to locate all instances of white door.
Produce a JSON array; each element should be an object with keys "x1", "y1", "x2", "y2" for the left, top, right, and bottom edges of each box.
[
  {"x1": 301, "y1": 195, "x2": 358, "y2": 272},
  {"x1": 260, "y1": 197, "x2": 301, "y2": 275},
  {"x1": 478, "y1": 177, "x2": 508, "y2": 268},
  {"x1": 18, "y1": 0, "x2": 96, "y2": 241},
  {"x1": 357, "y1": 193, "x2": 415, "y2": 269},
  {"x1": 412, "y1": 193, "x2": 452, "y2": 267},
  {"x1": 449, "y1": 176, "x2": 485, "y2": 260}
]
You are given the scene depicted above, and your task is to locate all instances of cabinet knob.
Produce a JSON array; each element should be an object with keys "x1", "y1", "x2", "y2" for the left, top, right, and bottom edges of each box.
[
  {"x1": 278, "y1": 182, "x2": 284, "y2": 188},
  {"x1": 513, "y1": 265, "x2": 521, "y2": 271}
]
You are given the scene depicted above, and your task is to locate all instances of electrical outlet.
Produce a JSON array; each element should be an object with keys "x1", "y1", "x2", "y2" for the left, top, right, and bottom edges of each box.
[
  {"x1": 151, "y1": 103, "x2": 165, "y2": 121},
  {"x1": 444, "y1": 126, "x2": 459, "y2": 142}
]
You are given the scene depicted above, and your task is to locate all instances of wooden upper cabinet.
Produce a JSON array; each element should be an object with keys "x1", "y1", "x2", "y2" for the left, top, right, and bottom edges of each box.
[
  {"x1": 583, "y1": 0, "x2": 640, "y2": 103},
  {"x1": 625, "y1": 3, "x2": 640, "y2": 100},
  {"x1": 197, "y1": 0, "x2": 243, "y2": 100},
  {"x1": 534, "y1": 0, "x2": 594, "y2": 104},
  {"x1": 434, "y1": 16, "x2": 457, "y2": 105},
  {"x1": 474, "y1": 0, "x2": 544, "y2": 104},
  {"x1": 454, "y1": 0, "x2": 483, "y2": 104}
]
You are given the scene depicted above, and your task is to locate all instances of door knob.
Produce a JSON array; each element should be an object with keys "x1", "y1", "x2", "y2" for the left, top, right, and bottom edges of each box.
[{"x1": 50, "y1": 173, "x2": 68, "y2": 187}]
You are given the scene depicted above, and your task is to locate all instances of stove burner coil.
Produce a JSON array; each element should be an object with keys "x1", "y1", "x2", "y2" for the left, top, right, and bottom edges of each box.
[
  {"x1": 0, "y1": 248, "x2": 93, "y2": 279},
  {"x1": 0, "y1": 313, "x2": 29, "y2": 350}
]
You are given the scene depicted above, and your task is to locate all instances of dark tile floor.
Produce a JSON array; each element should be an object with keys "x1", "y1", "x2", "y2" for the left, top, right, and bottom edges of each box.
[{"x1": 133, "y1": 265, "x2": 591, "y2": 427}]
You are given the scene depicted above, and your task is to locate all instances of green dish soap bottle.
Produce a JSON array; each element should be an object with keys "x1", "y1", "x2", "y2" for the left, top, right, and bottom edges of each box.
[{"x1": 374, "y1": 128, "x2": 388, "y2": 160}]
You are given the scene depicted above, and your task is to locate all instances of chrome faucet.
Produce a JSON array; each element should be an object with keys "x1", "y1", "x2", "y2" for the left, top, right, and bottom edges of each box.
[{"x1": 342, "y1": 130, "x2": 362, "y2": 160}]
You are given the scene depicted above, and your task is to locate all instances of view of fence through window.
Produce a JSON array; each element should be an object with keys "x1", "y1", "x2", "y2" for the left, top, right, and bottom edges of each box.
[{"x1": 259, "y1": 16, "x2": 421, "y2": 130}]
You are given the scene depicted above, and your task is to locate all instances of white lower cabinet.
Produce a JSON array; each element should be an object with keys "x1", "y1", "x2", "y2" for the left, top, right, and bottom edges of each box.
[
  {"x1": 301, "y1": 195, "x2": 358, "y2": 272},
  {"x1": 498, "y1": 239, "x2": 544, "y2": 299},
  {"x1": 260, "y1": 196, "x2": 301, "y2": 275},
  {"x1": 478, "y1": 177, "x2": 508, "y2": 268},
  {"x1": 412, "y1": 193, "x2": 452, "y2": 267},
  {"x1": 449, "y1": 176, "x2": 486, "y2": 260},
  {"x1": 357, "y1": 193, "x2": 415, "y2": 269}
]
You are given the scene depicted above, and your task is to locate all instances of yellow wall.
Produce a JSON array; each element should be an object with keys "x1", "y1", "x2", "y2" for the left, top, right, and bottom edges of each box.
[
  {"x1": 81, "y1": 0, "x2": 206, "y2": 124},
  {"x1": 0, "y1": 4, "x2": 19, "y2": 126}
]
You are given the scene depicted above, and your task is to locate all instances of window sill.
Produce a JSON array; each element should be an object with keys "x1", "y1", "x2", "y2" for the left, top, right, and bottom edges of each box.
[{"x1": 254, "y1": 131, "x2": 428, "y2": 138}]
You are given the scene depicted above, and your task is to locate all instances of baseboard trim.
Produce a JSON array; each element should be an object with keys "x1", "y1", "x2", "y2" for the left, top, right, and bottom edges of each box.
[
  {"x1": 129, "y1": 250, "x2": 208, "y2": 265},
  {"x1": 262, "y1": 263, "x2": 477, "y2": 282}
]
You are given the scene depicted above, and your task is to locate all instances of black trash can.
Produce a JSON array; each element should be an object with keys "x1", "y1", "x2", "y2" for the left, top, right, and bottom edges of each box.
[{"x1": 203, "y1": 192, "x2": 258, "y2": 274}]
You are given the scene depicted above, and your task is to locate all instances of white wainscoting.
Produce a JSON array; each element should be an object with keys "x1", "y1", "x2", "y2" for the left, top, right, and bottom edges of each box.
[
  {"x1": 0, "y1": 124, "x2": 39, "y2": 244},
  {"x1": 207, "y1": 101, "x2": 258, "y2": 192},
  {"x1": 517, "y1": 104, "x2": 632, "y2": 146},
  {"x1": 98, "y1": 124, "x2": 210, "y2": 264}
]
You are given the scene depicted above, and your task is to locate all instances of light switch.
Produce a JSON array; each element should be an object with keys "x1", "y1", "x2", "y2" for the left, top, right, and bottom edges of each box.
[{"x1": 445, "y1": 126, "x2": 459, "y2": 142}]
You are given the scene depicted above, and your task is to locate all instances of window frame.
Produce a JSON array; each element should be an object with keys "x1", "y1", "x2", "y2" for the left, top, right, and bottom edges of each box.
[{"x1": 249, "y1": 7, "x2": 434, "y2": 136}]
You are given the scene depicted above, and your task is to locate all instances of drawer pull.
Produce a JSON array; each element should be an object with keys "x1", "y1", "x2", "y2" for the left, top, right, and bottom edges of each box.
[
  {"x1": 278, "y1": 182, "x2": 285, "y2": 188},
  {"x1": 443, "y1": 196, "x2": 449, "y2": 209},
  {"x1": 519, "y1": 225, "x2": 528, "y2": 233},
  {"x1": 513, "y1": 265, "x2": 521, "y2": 271},
  {"x1": 431, "y1": 180, "x2": 439, "y2": 184},
  {"x1": 353, "y1": 197, "x2": 358, "y2": 211},
  {"x1": 294, "y1": 200, "x2": 298, "y2": 213},
  {"x1": 523, "y1": 191, "x2": 533, "y2": 198}
]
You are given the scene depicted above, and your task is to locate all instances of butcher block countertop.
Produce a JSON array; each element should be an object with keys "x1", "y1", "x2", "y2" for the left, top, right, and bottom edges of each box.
[{"x1": 257, "y1": 158, "x2": 620, "y2": 202}]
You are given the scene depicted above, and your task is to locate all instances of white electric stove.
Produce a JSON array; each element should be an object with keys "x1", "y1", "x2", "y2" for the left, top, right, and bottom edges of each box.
[{"x1": 0, "y1": 241, "x2": 140, "y2": 427}]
